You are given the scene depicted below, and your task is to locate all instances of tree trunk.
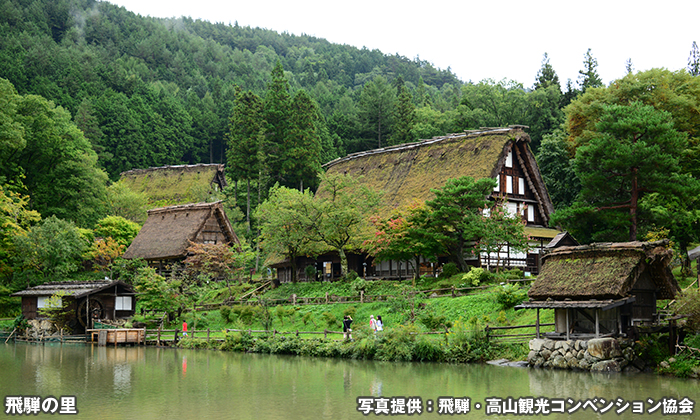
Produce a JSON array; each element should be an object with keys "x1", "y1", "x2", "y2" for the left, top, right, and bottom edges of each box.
[
  {"x1": 339, "y1": 248, "x2": 348, "y2": 278},
  {"x1": 630, "y1": 168, "x2": 638, "y2": 241},
  {"x1": 290, "y1": 256, "x2": 298, "y2": 283},
  {"x1": 246, "y1": 179, "x2": 251, "y2": 234}
]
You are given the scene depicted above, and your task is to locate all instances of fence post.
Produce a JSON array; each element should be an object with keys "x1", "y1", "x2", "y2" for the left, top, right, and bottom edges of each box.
[
  {"x1": 207, "y1": 328, "x2": 210, "y2": 342},
  {"x1": 292, "y1": 294, "x2": 297, "y2": 305},
  {"x1": 360, "y1": 290, "x2": 364, "y2": 303},
  {"x1": 157, "y1": 327, "x2": 161, "y2": 346},
  {"x1": 451, "y1": 285, "x2": 455, "y2": 298},
  {"x1": 325, "y1": 292, "x2": 329, "y2": 304},
  {"x1": 485, "y1": 325, "x2": 490, "y2": 341},
  {"x1": 324, "y1": 329, "x2": 327, "y2": 339},
  {"x1": 175, "y1": 329, "x2": 179, "y2": 344}
]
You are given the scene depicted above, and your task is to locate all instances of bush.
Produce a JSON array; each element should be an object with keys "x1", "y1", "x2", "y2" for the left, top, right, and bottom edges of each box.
[
  {"x1": 219, "y1": 331, "x2": 254, "y2": 352},
  {"x1": 375, "y1": 324, "x2": 418, "y2": 362},
  {"x1": 440, "y1": 263, "x2": 460, "y2": 278},
  {"x1": 321, "y1": 312, "x2": 337, "y2": 329},
  {"x1": 494, "y1": 283, "x2": 528, "y2": 309},
  {"x1": 350, "y1": 277, "x2": 367, "y2": 294},
  {"x1": 413, "y1": 335, "x2": 446, "y2": 362},
  {"x1": 343, "y1": 306, "x2": 357, "y2": 318},
  {"x1": 220, "y1": 306, "x2": 231, "y2": 323},
  {"x1": 419, "y1": 311, "x2": 452, "y2": 331},
  {"x1": 673, "y1": 288, "x2": 700, "y2": 332},
  {"x1": 461, "y1": 268, "x2": 491, "y2": 287}
]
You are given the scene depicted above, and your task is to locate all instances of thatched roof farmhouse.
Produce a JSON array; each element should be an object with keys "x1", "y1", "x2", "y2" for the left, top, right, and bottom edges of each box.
[
  {"x1": 518, "y1": 240, "x2": 680, "y2": 339},
  {"x1": 122, "y1": 201, "x2": 239, "y2": 273},
  {"x1": 272, "y1": 126, "x2": 560, "y2": 282}
]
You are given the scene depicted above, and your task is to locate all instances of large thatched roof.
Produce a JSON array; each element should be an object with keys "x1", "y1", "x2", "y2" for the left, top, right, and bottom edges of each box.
[
  {"x1": 122, "y1": 201, "x2": 238, "y2": 261},
  {"x1": 527, "y1": 240, "x2": 679, "y2": 301},
  {"x1": 120, "y1": 164, "x2": 227, "y2": 205},
  {"x1": 12, "y1": 280, "x2": 134, "y2": 297},
  {"x1": 323, "y1": 126, "x2": 555, "y2": 223}
]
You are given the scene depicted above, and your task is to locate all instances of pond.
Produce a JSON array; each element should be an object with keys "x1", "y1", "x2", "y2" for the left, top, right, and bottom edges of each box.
[{"x1": 0, "y1": 342, "x2": 697, "y2": 419}]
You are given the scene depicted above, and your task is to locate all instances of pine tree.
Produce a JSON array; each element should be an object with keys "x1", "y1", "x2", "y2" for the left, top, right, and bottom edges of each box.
[
  {"x1": 534, "y1": 53, "x2": 560, "y2": 92},
  {"x1": 688, "y1": 41, "x2": 700, "y2": 76},
  {"x1": 226, "y1": 89, "x2": 265, "y2": 233},
  {"x1": 283, "y1": 90, "x2": 322, "y2": 190},
  {"x1": 578, "y1": 48, "x2": 603, "y2": 93},
  {"x1": 264, "y1": 61, "x2": 292, "y2": 184},
  {"x1": 390, "y1": 83, "x2": 416, "y2": 146}
]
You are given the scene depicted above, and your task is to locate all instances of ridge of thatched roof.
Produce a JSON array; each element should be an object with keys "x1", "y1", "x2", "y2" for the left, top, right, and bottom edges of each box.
[
  {"x1": 122, "y1": 201, "x2": 238, "y2": 261},
  {"x1": 528, "y1": 240, "x2": 679, "y2": 301},
  {"x1": 12, "y1": 280, "x2": 134, "y2": 297},
  {"x1": 119, "y1": 164, "x2": 227, "y2": 206},
  {"x1": 322, "y1": 126, "x2": 553, "y2": 220}
]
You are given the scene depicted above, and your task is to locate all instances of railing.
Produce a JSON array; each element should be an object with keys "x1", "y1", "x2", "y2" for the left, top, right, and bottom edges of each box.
[
  {"x1": 194, "y1": 279, "x2": 535, "y2": 311},
  {"x1": 485, "y1": 323, "x2": 555, "y2": 343}
]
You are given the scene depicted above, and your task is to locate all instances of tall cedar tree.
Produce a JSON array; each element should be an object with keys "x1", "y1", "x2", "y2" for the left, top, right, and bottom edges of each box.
[
  {"x1": 577, "y1": 48, "x2": 603, "y2": 93},
  {"x1": 359, "y1": 76, "x2": 395, "y2": 148},
  {"x1": 264, "y1": 62, "x2": 292, "y2": 186},
  {"x1": 534, "y1": 53, "x2": 561, "y2": 92},
  {"x1": 283, "y1": 90, "x2": 323, "y2": 190},
  {"x1": 391, "y1": 82, "x2": 416, "y2": 146},
  {"x1": 689, "y1": 41, "x2": 700, "y2": 77},
  {"x1": 227, "y1": 89, "x2": 265, "y2": 233}
]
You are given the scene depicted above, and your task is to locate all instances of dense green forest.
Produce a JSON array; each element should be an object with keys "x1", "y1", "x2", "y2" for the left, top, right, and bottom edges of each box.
[{"x1": 2, "y1": 0, "x2": 700, "y2": 298}]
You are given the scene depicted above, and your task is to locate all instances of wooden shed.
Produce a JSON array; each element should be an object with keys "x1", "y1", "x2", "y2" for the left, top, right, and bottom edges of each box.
[
  {"x1": 122, "y1": 201, "x2": 239, "y2": 274},
  {"x1": 12, "y1": 280, "x2": 136, "y2": 332},
  {"x1": 516, "y1": 240, "x2": 680, "y2": 339}
]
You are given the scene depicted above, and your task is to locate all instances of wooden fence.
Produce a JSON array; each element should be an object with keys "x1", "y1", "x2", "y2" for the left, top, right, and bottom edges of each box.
[
  {"x1": 485, "y1": 323, "x2": 555, "y2": 343},
  {"x1": 194, "y1": 278, "x2": 536, "y2": 311}
]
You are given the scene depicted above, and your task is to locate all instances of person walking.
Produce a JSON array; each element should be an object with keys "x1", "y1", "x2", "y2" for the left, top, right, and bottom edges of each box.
[
  {"x1": 369, "y1": 315, "x2": 377, "y2": 333},
  {"x1": 376, "y1": 315, "x2": 383, "y2": 332},
  {"x1": 343, "y1": 315, "x2": 353, "y2": 340}
]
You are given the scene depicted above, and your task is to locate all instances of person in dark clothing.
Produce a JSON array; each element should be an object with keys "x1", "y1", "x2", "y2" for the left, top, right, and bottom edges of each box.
[{"x1": 342, "y1": 315, "x2": 353, "y2": 340}]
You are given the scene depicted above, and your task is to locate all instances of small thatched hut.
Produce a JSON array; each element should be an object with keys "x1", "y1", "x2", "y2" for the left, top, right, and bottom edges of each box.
[
  {"x1": 120, "y1": 164, "x2": 227, "y2": 205},
  {"x1": 517, "y1": 240, "x2": 680, "y2": 339},
  {"x1": 122, "y1": 201, "x2": 239, "y2": 274},
  {"x1": 12, "y1": 280, "x2": 136, "y2": 332},
  {"x1": 271, "y1": 127, "x2": 560, "y2": 283}
]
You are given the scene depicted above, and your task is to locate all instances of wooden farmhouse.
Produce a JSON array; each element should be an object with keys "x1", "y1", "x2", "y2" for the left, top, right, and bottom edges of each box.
[
  {"x1": 271, "y1": 126, "x2": 560, "y2": 283},
  {"x1": 516, "y1": 240, "x2": 680, "y2": 340},
  {"x1": 120, "y1": 163, "x2": 227, "y2": 206},
  {"x1": 12, "y1": 280, "x2": 136, "y2": 332},
  {"x1": 122, "y1": 201, "x2": 239, "y2": 274}
]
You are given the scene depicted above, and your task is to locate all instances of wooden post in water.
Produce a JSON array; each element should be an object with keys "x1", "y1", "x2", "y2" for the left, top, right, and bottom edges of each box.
[
  {"x1": 207, "y1": 328, "x2": 210, "y2": 343},
  {"x1": 175, "y1": 329, "x2": 179, "y2": 344},
  {"x1": 595, "y1": 309, "x2": 599, "y2": 338},
  {"x1": 157, "y1": 327, "x2": 161, "y2": 346}
]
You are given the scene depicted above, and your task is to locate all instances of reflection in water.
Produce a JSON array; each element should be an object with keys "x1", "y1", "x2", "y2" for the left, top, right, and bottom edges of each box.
[{"x1": 1, "y1": 343, "x2": 698, "y2": 420}]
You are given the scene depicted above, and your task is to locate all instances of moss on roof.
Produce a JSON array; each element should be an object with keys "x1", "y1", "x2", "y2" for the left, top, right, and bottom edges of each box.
[
  {"x1": 323, "y1": 129, "x2": 522, "y2": 217},
  {"x1": 119, "y1": 164, "x2": 226, "y2": 206},
  {"x1": 528, "y1": 241, "x2": 679, "y2": 300}
]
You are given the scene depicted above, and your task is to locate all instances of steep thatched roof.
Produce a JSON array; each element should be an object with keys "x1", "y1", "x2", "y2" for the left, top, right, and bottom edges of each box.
[
  {"x1": 12, "y1": 280, "x2": 134, "y2": 297},
  {"x1": 323, "y1": 127, "x2": 555, "y2": 223},
  {"x1": 120, "y1": 164, "x2": 227, "y2": 205},
  {"x1": 122, "y1": 201, "x2": 238, "y2": 261},
  {"x1": 527, "y1": 240, "x2": 679, "y2": 301}
]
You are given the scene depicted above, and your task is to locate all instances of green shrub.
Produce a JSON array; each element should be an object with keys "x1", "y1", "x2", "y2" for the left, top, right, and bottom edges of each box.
[
  {"x1": 441, "y1": 263, "x2": 460, "y2": 278},
  {"x1": 304, "y1": 265, "x2": 317, "y2": 280},
  {"x1": 220, "y1": 306, "x2": 231, "y2": 323},
  {"x1": 321, "y1": 312, "x2": 337, "y2": 329},
  {"x1": 351, "y1": 277, "x2": 367, "y2": 294},
  {"x1": 375, "y1": 324, "x2": 418, "y2": 362},
  {"x1": 674, "y1": 288, "x2": 700, "y2": 332},
  {"x1": 419, "y1": 311, "x2": 452, "y2": 331},
  {"x1": 413, "y1": 335, "x2": 446, "y2": 362},
  {"x1": 219, "y1": 331, "x2": 254, "y2": 352},
  {"x1": 494, "y1": 283, "x2": 528, "y2": 309},
  {"x1": 461, "y1": 267, "x2": 491, "y2": 286},
  {"x1": 343, "y1": 306, "x2": 357, "y2": 318},
  {"x1": 302, "y1": 312, "x2": 316, "y2": 327}
]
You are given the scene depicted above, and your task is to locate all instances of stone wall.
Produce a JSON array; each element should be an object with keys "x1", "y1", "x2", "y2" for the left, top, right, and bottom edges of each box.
[{"x1": 527, "y1": 337, "x2": 649, "y2": 373}]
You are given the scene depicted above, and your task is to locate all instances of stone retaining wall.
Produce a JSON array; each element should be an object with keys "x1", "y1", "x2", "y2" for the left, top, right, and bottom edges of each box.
[{"x1": 528, "y1": 337, "x2": 648, "y2": 373}]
